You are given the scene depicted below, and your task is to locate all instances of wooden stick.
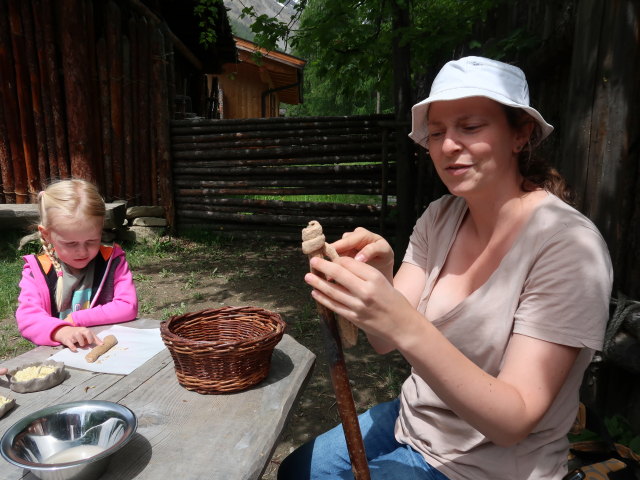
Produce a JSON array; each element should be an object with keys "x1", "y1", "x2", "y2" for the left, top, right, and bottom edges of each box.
[
  {"x1": 85, "y1": 335, "x2": 118, "y2": 363},
  {"x1": 301, "y1": 221, "x2": 370, "y2": 479}
]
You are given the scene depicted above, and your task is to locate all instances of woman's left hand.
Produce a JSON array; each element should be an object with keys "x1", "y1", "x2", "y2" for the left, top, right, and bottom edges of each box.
[{"x1": 305, "y1": 255, "x2": 418, "y2": 345}]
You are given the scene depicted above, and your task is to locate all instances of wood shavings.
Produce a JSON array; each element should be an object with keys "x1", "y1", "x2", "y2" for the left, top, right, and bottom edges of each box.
[{"x1": 13, "y1": 365, "x2": 57, "y2": 382}]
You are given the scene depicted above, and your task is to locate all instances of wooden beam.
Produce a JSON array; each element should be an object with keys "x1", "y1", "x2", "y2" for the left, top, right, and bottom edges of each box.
[{"x1": 125, "y1": 0, "x2": 204, "y2": 71}]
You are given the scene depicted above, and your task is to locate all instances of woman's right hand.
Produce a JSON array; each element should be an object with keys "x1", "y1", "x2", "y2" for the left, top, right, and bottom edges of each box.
[
  {"x1": 52, "y1": 326, "x2": 103, "y2": 352},
  {"x1": 330, "y1": 227, "x2": 395, "y2": 281}
]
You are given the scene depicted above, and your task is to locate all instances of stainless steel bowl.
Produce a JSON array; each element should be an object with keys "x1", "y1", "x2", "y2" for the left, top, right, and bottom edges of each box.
[{"x1": 0, "y1": 400, "x2": 137, "y2": 480}]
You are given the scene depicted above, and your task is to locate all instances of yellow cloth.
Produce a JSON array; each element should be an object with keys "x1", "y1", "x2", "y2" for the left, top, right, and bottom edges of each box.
[{"x1": 581, "y1": 458, "x2": 627, "y2": 479}]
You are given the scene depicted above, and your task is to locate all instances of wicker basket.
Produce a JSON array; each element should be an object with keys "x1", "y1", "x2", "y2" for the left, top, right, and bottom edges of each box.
[{"x1": 160, "y1": 306, "x2": 286, "y2": 394}]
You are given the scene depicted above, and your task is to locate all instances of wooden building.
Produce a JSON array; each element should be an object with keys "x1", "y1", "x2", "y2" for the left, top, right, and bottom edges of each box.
[
  {"x1": 209, "y1": 36, "x2": 306, "y2": 119},
  {"x1": 0, "y1": 0, "x2": 235, "y2": 225}
]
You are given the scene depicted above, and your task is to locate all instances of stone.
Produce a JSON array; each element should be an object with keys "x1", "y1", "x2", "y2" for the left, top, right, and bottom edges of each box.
[
  {"x1": 118, "y1": 226, "x2": 165, "y2": 243},
  {"x1": 126, "y1": 206, "x2": 165, "y2": 219},
  {"x1": 116, "y1": 229, "x2": 137, "y2": 243},
  {"x1": 104, "y1": 202, "x2": 127, "y2": 229},
  {"x1": 18, "y1": 232, "x2": 40, "y2": 251},
  {"x1": 131, "y1": 217, "x2": 167, "y2": 227}
]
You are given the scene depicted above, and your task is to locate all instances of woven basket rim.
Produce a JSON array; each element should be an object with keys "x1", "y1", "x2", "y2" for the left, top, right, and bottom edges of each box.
[
  {"x1": 160, "y1": 306, "x2": 285, "y2": 348},
  {"x1": 160, "y1": 306, "x2": 286, "y2": 394}
]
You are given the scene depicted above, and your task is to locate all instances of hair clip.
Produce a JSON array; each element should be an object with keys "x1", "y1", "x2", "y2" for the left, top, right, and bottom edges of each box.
[{"x1": 56, "y1": 271, "x2": 63, "y2": 278}]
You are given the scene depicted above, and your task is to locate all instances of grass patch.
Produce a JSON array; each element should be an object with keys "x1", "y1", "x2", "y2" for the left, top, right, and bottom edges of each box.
[
  {"x1": 0, "y1": 231, "x2": 39, "y2": 321},
  {"x1": 160, "y1": 302, "x2": 186, "y2": 321},
  {"x1": 288, "y1": 302, "x2": 318, "y2": 340},
  {"x1": 240, "y1": 194, "x2": 391, "y2": 205},
  {"x1": 0, "y1": 231, "x2": 38, "y2": 359}
]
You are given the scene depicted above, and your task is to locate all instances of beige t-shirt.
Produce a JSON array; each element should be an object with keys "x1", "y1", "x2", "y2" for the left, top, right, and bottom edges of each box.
[{"x1": 396, "y1": 194, "x2": 613, "y2": 480}]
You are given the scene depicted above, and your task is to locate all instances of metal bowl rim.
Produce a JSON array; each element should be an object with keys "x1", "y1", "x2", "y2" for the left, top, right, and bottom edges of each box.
[{"x1": 0, "y1": 400, "x2": 137, "y2": 470}]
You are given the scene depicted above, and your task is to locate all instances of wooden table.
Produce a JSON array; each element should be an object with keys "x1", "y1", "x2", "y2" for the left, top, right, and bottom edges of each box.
[{"x1": 0, "y1": 319, "x2": 315, "y2": 480}]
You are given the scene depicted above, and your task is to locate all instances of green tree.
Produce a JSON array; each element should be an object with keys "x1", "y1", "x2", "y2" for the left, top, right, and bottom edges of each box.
[
  {"x1": 246, "y1": 0, "x2": 499, "y2": 115},
  {"x1": 196, "y1": 0, "x2": 502, "y2": 115},
  {"x1": 197, "y1": 1, "x2": 512, "y2": 116}
]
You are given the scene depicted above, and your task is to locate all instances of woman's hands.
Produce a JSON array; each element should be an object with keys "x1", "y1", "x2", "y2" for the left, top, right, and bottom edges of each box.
[
  {"x1": 308, "y1": 227, "x2": 420, "y2": 353},
  {"x1": 331, "y1": 228, "x2": 395, "y2": 282},
  {"x1": 52, "y1": 326, "x2": 103, "y2": 352},
  {"x1": 305, "y1": 255, "x2": 420, "y2": 353}
]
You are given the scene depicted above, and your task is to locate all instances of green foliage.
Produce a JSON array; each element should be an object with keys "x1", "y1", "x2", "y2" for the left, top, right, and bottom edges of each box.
[
  {"x1": 605, "y1": 415, "x2": 640, "y2": 454},
  {"x1": 241, "y1": 193, "x2": 387, "y2": 204},
  {"x1": 0, "y1": 232, "x2": 37, "y2": 359},
  {"x1": 0, "y1": 232, "x2": 30, "y2": 322},
  {"x1": 238, "y1": 1, "x2": 306, "y2": 49},
  {"x1": 482, "y1": 27, "x2": 541, "y2": 60},
  {"x1": 284, "y1": 0, "x2": 500, "y2": 116},
  {"x1": 285, "y1": 59, "x2": 394, "y2": 116},
  {"x1": 288, "y1": 0, "x2": 394, "y2": 115},
  {"x1": 194, "y1": 0, "x2": 222, "y2": 47},
  {"x1": 197, "y1": 1, "x2": 543, "y2": 116},
  {"x1": 240, "y1": 6, "x2": 291, "y2": 53}
]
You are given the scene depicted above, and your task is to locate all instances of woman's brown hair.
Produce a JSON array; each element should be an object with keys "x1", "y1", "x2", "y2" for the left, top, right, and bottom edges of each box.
[{"x1": 503, "y1": 106, "x2": 575, "y2": 205}]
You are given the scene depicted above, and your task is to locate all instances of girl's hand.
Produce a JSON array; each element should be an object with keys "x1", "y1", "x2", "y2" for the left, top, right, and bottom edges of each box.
[
  {"x1": 330, "y1": 228, "x2": 395, "y2": 281},
  {"x1": 0, "y1": 367, "x2": 7, "y2": 376},
  {"x1": 52, "y1": 326, "x2": 103, "y2": 352}
]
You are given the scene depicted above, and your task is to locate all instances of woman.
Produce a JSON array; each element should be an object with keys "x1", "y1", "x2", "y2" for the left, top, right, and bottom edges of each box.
[{"x1": 279, "y1": 57, "x2": 613, "y2": 479}]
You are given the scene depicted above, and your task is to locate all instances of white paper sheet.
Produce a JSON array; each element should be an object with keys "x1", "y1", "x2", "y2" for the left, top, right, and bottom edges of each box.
[{"x1": 48, "y1": 324, "x2": 167, "y2": 375}]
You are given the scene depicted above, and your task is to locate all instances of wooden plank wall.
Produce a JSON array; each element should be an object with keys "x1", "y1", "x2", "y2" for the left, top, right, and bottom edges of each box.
[
  {"x1": 0, "y1": 0, "x2": 175, "y2": 225},
  {"x1": 171, "y1": 114, "x2": 398, "y2": 241},
  {"x1": 433, "y1": 0, "x2": 640, "y2": 299},
  {"x1": 557, "y1": 0, "x2": 640, "y2": 301},
  {"x1": 555, "y1": 0, "x2": 640, "y2": 434}
]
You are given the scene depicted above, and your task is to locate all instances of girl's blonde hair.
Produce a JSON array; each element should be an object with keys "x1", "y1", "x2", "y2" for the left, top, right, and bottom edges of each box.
[{"x1": 38, "y1": 179, "x2": 106, "y2": 312}]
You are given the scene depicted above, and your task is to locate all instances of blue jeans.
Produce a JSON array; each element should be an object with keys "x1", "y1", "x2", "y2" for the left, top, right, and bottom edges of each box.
[{"x1": 278, "y1": 399, "x2": 449, "y2": 480}]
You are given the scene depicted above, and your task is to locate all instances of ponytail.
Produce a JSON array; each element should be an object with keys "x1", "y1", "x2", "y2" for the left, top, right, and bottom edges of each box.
[{"x1": 39, "y1": 232, "x2": 65, "y2": 312}]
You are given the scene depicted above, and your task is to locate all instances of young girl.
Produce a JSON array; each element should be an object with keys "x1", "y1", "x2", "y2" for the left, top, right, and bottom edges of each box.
[{"x1": 16, "y1": 179, "x2": 138, "y2": 352}]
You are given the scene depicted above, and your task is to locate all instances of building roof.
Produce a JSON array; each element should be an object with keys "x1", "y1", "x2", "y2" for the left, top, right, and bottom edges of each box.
[{"x1": 232, "y1": 37, "x2": 306, "y2": 105}]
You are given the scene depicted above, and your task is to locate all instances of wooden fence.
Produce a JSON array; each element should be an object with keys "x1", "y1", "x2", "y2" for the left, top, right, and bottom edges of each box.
[{"x1": 171, "y1": 114, "x2": 398, "y2": 241}]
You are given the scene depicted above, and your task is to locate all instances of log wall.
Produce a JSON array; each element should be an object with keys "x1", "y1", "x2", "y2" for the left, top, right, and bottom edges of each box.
[
  {"x1": 459, "y1": 0, "x2": 640, "y2": 437},
  {"x1": 171, "y1": 114, "x2": 398, "y2": 241},
  {"x1": 0, "y1": 0, "x2": 178, "y2": 225},
  {"x1": 556, "y1": 0, "x2": 640, "y2": 437}
]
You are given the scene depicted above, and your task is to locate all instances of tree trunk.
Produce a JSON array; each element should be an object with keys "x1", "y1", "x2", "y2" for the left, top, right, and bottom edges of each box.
[{"x1": 391, "y1": 0, "x2": 414, "y2": 266}]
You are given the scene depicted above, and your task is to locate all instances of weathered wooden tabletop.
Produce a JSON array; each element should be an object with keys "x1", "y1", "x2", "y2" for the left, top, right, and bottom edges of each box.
[{"x1": 0, "y1": 319, "x2": 316, "y2": 480}]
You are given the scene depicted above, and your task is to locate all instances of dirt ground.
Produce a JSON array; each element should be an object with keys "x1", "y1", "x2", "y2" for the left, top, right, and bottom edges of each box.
[{"x1": 129, "y1": 235, "x2": 411, "y2": 479}]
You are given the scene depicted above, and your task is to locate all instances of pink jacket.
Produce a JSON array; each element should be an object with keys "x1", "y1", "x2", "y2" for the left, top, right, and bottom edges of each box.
[{"x1": 16, "y1": 244, "x2": 138, "y2": 346}]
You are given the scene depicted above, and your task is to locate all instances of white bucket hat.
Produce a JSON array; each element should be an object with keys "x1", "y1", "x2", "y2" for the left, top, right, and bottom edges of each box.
[{"x1": 408, "y1": 56, "x2": 554, "y2": 148}]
